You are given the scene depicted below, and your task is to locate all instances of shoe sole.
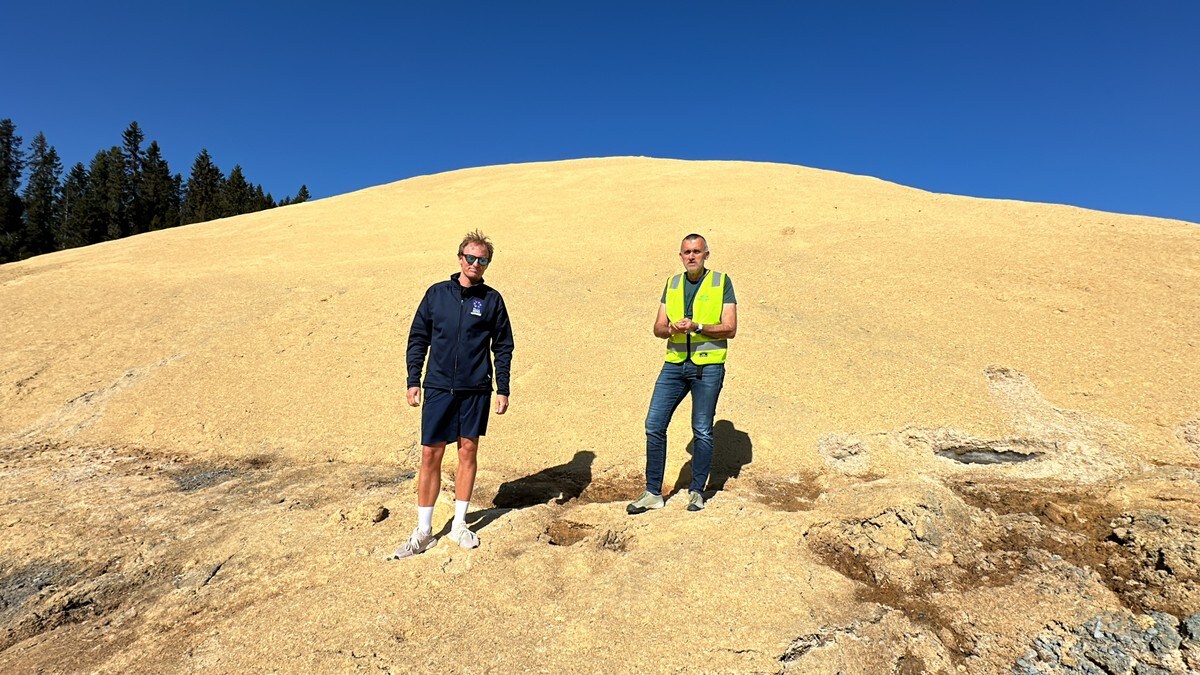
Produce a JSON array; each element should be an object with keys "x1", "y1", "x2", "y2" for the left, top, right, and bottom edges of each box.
[
  {"x1": 686, "y1": 504, "x2": 703, "y2": 512},
  {"x1": 626, "y1": 503, "x2": 664, "y2": 515}
]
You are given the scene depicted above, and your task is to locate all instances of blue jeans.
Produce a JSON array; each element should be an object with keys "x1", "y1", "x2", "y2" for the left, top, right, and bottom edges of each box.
[{"x1": 644, "y1": 361, "x2": 725, "y2": 495}]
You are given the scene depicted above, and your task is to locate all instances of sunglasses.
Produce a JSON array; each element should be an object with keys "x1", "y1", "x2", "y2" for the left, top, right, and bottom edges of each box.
[{"x1": 461, "y1": 253, "x2": 491, "y2": 266}]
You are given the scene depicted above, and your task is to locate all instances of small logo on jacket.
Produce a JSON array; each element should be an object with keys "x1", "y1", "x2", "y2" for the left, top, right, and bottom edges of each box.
[{"x1": 470, "y1": 299, "x2": 484, "y2": 316}]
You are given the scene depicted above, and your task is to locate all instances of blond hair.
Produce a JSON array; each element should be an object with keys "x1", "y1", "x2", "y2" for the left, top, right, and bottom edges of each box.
[{"x1": 458, "y1": 229, "x2": 494, "y2": 259}]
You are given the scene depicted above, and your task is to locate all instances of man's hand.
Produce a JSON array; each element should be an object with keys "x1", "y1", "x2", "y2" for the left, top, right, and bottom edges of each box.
[
  {"x1": 495, "y1": 395, "x2": 509, "y2": 414},
  {"x1": 671, "y1": 318, "x2": 698, "y2": 334},
  {"x1": 406, "y1": 387, "x2": 421, "y2": 407}
]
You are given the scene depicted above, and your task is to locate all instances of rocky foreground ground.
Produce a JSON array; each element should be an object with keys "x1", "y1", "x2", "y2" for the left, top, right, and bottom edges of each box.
[
  {"x1": 1, "y1": 427, "x2": 1198, "y2": 673},
  {"x1": 2, "y1": 158, "x2": 1198, "y2": 672}
]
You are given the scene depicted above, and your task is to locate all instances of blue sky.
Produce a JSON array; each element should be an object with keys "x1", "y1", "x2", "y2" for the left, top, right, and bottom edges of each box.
[{"x1": 5, "y1": 2, "x2": 1198, "y2": 222}]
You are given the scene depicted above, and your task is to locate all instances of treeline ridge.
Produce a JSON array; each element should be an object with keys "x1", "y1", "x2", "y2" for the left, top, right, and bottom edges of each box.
[{"x1": 0, "y1": 119, "x2": 309, "y2": 264}]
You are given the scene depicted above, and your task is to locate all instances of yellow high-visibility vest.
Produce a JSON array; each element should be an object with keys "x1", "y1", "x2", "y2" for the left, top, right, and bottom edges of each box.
[{"x1": 664, "y1": 270, "x2": 728, "y2": 365}]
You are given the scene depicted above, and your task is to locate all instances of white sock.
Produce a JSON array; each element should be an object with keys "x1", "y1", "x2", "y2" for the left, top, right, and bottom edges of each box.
[
  {"x1": 454, "y1": 500, "x2": 469, "y2": 527},
  {"x1": 417, "y1": 506, "x2": 434, "y2": 535}
]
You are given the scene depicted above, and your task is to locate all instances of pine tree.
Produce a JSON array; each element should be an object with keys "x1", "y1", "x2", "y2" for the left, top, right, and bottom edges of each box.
[
  {"x1": 121, "y1": 122, "x2": 144, "y2": 171},
  {"x1": 293, "y1": 184, "x2": 310, "y2": 204},
  {"x1": 172, "y1": 173, "x2": 183, "y2": 223},
  {"x1": 105, "y1": 146, "x2": 130, "y2": 240},
  {"x1": 253, "y1": 184, "x2": 274, "y2": 211},
  {"x1": 0, "y1": 119, "x2": 26, "y2": 263},
  {"x1": 20, "y1": 132, "x2": 62, "y2": 256},
  {"x1": 181, "y1": 149, "x2": 224, "y2": 224},
  {"x1": 83, "y1": 147, "x2": 129, "y2": 242},
  {"x1": 141, "y1": 141, "x2": 180, "y2": 230},
  {"x1": 221, "y1": 164, "x2": 254, "y2": 217},
  {"x1": 121, "y1": 122, "x2": 147, "y2": 234},
  {"x1": 57, "y1": 162, "x2": 92, "y2": 249}
]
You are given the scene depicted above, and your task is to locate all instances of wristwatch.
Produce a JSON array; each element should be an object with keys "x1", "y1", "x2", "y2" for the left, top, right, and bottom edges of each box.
[{"x1": 694, "y1": 324, "x2": 704, "y2": 335}]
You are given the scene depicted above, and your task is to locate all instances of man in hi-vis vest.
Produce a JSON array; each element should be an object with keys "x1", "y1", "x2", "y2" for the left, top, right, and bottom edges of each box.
[{"x1": 628, "y1": 233, "x2": 738, "y2": 514}]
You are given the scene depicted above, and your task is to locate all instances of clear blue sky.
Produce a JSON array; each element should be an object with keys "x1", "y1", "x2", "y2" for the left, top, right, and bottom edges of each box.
[{"x1": 6, "y1": 2, "x2": 1198, "y2": 222}]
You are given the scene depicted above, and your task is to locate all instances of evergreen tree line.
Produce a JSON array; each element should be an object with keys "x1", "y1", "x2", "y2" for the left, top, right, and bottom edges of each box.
[{"x1": 0, "y1": 120, "x2": 310, "y2": 264}]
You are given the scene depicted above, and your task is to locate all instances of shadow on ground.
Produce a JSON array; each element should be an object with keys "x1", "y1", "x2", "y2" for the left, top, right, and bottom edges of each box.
[
  {"x1": 672, "y1": 420, "x2": 753, "y2": 497},
  {"x1": 458, "y1": 451, "x2": 597, "y2": 533}
]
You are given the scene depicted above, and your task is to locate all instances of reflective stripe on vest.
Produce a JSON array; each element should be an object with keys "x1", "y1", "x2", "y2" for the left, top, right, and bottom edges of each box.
[
  {"x1": 666, "y1": 340, "x2": 728, "y2": 353},
  {"x1": 664, "y1": 269, "x2": 728, "y2": 365}
]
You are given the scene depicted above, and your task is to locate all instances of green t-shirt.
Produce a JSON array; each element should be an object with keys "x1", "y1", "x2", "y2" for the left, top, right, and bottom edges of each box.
[{"x1": 660, "y1": 270, "x2": 737, "y2": 318}]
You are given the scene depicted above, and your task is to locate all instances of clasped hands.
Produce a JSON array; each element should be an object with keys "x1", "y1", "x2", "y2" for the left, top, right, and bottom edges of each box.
[{"x1": 669, "y1": 318, "x2": 700, "y2": 335}]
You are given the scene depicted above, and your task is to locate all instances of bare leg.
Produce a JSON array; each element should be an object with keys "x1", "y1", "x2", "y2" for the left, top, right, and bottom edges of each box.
[
  {"x1": 417, "y1": 442, "x2": 447, "y2": 507},
  {"x1": 455, "y1": 437, "x2": 478, "y2": 501}
]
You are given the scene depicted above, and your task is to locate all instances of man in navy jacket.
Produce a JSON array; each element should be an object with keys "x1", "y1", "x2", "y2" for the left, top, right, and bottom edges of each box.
[{"x1": 393, "y1": 230, "x2": 515, "y2": 559}]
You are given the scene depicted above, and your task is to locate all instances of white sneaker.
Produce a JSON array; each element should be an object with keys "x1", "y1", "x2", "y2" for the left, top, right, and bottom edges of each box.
[
  {"x1": 626, "y1": 491, "x2": 665, "y2": 515},
  {"x1": 448, "y1": 523, "x2": 480, "y2": 549},
  {"x1": 391, "y1": 527, "x2": 437, "y2": 559}
]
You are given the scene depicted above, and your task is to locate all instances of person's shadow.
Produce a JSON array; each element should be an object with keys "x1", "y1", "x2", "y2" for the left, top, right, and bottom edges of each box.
[
  {"x1": 672, "y1": 420, "x2": 752, "y2": 497},
  {"x1": 451, "y1": 450, "x2": 596, "y2": 534}
]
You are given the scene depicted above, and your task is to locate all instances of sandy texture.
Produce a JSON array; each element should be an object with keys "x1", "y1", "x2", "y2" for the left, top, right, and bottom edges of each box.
[{"x1": 2, "y1": 157, "x2": 1199, "y2": 672}]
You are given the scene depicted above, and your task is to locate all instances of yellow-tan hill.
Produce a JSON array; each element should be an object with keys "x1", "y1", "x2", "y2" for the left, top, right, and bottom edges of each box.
[{"x1": 2, "y1": 157, "x2": 1199, "y2": 673}]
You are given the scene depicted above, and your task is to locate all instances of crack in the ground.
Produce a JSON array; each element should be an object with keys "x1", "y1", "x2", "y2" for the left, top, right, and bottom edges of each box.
[{"x1": 779, "y1": 608, "x2": 888, "y2": 662}]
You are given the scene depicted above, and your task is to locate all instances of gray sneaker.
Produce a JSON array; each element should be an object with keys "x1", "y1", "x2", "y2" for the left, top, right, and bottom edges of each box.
[
  {"x1": 448, "y1": 523, "x2": 480, "y2": 549},
  {"x1": 626, "y1": 491, "x2": 665, "y2": 515},
  {"x1": 686, "y1": 491, "x2": 705, "y2": 512},
  {"x1": 391, "y1": 527, "x2": 437, "y2": 559}
]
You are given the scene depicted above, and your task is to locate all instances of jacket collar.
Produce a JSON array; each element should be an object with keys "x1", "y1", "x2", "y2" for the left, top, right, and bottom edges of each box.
[{"x1": 450, "y1": 272, "x2": 486, "y2": 295}]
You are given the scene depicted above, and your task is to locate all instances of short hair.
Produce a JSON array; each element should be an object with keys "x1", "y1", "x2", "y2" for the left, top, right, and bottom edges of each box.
[
  {"x1": 681, "y1": 233, "x2": 709, "y2": 252},
  {"x1": 458, "y1": 229, "x2": 494, "y2": 259}
]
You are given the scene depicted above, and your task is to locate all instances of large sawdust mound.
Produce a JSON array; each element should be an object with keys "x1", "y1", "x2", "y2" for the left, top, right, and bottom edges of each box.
[{"x1": 2, "y1": 157, "x2": 1199, "y2": 673}]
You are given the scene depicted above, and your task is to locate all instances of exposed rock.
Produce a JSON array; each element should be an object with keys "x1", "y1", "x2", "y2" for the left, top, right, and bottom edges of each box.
[
  {"x1": 329, "y1": 502, "x2": 390, "y2": 529},
  {"x1": 779, "y1": 609, "x2": 955, "y2": 673},
  {"x1": 818, "y1": 433, "x2": 870, "y2": 476},
  {"x1": 1104, "y1": 513, "x2": 1200, "y2": 617},
  {"x1": 1179, "y1": 419, "x2": 1200, "y2": 459},
  {"x1": 1015, "y1": 611, "x2": 1194, "y2": 674}
]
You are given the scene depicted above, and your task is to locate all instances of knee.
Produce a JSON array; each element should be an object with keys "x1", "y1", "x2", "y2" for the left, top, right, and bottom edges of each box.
[
  {"x1": 457, "y1": 442, "x2": 478, "y2": 462},
  {"x1": 691, "y1": 419, "x2": 714, "y2": 440},
  {"x1": 420, "y1": 445, "x2": 445, "y2": 465},
  {"x1": 643, "y1": 403, "x2": 672, "y2": 429},
  {"x1": 645, "y1": 414, "x2": 668, "y2": 436}
]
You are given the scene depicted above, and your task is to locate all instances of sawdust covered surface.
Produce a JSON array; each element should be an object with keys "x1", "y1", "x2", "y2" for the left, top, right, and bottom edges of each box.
[{"x1": 2, "y1": 158, "x2": 1199, "y2": 672}]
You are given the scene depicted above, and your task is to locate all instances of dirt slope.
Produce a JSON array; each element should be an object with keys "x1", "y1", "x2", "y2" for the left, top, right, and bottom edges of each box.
[{"x1": 2, "y1": 157, "x2": 1199, "y2": 673}]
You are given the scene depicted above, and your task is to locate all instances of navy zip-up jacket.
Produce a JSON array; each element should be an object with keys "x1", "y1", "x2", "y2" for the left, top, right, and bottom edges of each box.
[{"x1": 406, "y1": 273, "x2": 514, "y2": 395}]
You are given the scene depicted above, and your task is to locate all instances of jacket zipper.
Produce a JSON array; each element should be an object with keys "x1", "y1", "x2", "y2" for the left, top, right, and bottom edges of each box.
[{"x1": 451, "y1": 289, "x2": 464, "y2": 394}]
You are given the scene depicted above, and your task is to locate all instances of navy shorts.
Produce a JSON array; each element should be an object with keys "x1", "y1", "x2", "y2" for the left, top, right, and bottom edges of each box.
[{"x1": 421, "y1": 389, "x2": 490, "y2": 446}]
